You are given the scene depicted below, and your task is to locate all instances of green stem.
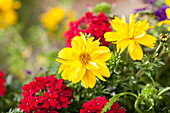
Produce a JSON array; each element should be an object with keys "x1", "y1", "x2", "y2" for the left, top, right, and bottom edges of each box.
[
  {"x1": 149, "y1": 76, "x2": 155, "y2": 88},
  {"x1": 157, "y1": 87, "x2": 170, "y2": 97},
  {"x1": 153, "y1": 42, "x2": 162, "y2": 57},
  {"x1": 135, "y1": 97, "x2": 142, "y2": 113}
]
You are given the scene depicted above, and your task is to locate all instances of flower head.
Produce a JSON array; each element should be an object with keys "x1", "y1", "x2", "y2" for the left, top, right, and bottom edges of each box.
[
  {"x1": 104, "y1": 14, "x2": 157, "y2": 60},
  {"x1": 41, "y1": 7, "x2": 64, "y2": 31},
  {"x1": 155, "y1": 5, "x2": 168, "y2": 21},
  {"x1": 64, "y1": 12, "x2": 112, "y2": 47},
  {"x1": 18, "y1": 75, "x2": 73, "y2": 113},
  {"x1": 80, "y1": 95, "x2": 126, "y2": 113},
  {"x1": 57, "y1": 32, "x2": 111, "y2": 88},
  {"x1": 0, "y1": 71, "x2": 6, "y2": 97},
  {"x1": 158, "y1": 0, "x2": 170, "y2": 31},
  {"x1": 0, "y1": 0, "x2": 21, "y2": 29}
]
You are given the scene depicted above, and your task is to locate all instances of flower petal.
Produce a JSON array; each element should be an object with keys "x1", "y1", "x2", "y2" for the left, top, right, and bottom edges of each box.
[
  {"x1": 158, "y1": 20, "x2": 170, "y2": 26},
  {"x1": 81, "y1": 70, "x2": 96, "y2": 88},
  {"x1": 72, "y1": 67, "x2": 86, "y2": 83},
  {"x1": 128, "y1": 40, "x2": 143, "y2": 60},
  {"x1": 166, "y1": 0, "x2": 170, "y2": 7},
  {"x1": 104, "y1": 32, "x2": 121, "y2": 42},
  {"x1": 135, "y1": 34, "x2": 157, "y2": 48},
  {"x1": 166, "y1": 8, "x2": 170, "y2": 19},
  {"x1": 116, "y1": 38, "x2": 129, "y2": 53},
  {"x1": 58, "y1": 48, "x2": 74, "y2": 60},
  {"x1": 87, "y1": 61, "x2": 99, "y2": 70}
]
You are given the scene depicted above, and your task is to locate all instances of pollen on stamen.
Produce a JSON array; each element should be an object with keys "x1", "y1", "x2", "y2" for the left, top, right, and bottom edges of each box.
[{"x1": 79, "y1": 53, "x2": 91, "y2": 65}]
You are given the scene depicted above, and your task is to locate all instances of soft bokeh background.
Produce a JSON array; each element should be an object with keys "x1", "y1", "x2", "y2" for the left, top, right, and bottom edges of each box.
[{"x1": 0, "y1": 0, "x2": 170, "y2": 112}]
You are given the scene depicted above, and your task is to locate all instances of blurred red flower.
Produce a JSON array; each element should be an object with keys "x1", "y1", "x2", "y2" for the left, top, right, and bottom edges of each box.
[{"x1": 64, "y1": 12, "x2": 112, "y2": 47}]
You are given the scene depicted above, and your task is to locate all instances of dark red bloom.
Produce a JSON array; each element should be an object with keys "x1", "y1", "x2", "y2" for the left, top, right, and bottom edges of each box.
[
  {"x1": 19, "y1": 75, "x2": 73, "y2": 113},
  {"x1": 64, "y1": 12, "x2": 112, "y2": 47},
  {"x1": 0, "y1": 71, "x2": 6, "y2": 97},
  {"x1": 80, "y1": 96, "x2": 126, "y2": 113}
]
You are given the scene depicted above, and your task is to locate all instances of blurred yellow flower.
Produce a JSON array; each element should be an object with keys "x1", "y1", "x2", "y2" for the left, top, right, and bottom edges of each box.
[
  {"x1": 56, "y1": 32, "x2": 111, "y2": 88},
  {"x1": 158, "y1": 0, "x2": 170, "y2": 31},
  {"x1": 104, "y1": 14, "x2": 157, "y2": 60},
  {"x1": 41, "y1": 7, "x2": 64, "y2": 31},
  {"x1": 0, "y1": 0, "x2": 21, "y2": 29}
]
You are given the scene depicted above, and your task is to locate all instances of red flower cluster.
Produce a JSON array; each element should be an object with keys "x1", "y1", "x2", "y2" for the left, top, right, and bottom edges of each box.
[
  {"x1": 64, "y1": 12, "x2": 112, "y2": 47},
  {"x1": 0, "y1": 71, "x2": 6, "y2": 97},
  {"x1": 80, "y1": 96, "x2": 126, "y2": 113},
  {"x1": 18, "y1": 75, "x2": 73, "y2": 113}
]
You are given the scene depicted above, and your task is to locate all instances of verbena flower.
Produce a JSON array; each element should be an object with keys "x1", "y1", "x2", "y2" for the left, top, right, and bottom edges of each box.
[
  {"x1": 64, "y1": 12, "x2": 112, "y2": 47},
  {"x1": 41, "y1": 7, "x2": 64, "y2": 31},
  {"x1": 104, "y1": 14, "x2": 157, "y2": 60},
  {"x1": 158, "y1": 0, "x2": 170, "y2": 31},
  {"x1": 18, "y1": 75, "x2": 73, "y2": 113},
  {"x1": 56, "y1": 32, "x2": 111, "y2": 88},
  {"x1": 80, "y1": 95, "x2": 126, "y2": 113},
  {"x1": 155, "y1": 5, "x2": 168, "y2": 21},
  {"x1": 0, "y1": 0, "x2": 21, "y2": 29},
  {"x1": 0, "y1": 71, "x2": 6, "y2": 97}
]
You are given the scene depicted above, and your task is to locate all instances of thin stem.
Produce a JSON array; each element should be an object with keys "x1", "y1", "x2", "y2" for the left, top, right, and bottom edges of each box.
[
  {"x1": 153, "y1": 42, "x2": 162, "y2": 57},
  {"x1": 157, "y1": 87, "x2": 170, "y2": 97},
  {"x1": 134, "y1": 97, "x2": 142, "y2": 113},
  {"x1": 157, "y1": 48, "x2": 165, "y2": 59},
  {"x1": 135, "y1": 69, "x2": 143, "y2": 77},
  {"x1": 149, "y1": 76, "x2": 155, "y2": 88}
]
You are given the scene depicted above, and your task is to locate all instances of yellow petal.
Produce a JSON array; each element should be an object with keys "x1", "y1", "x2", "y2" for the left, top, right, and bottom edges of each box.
[
  {"x1": 121, "y1": 15, "x2": 126, "y2": 23},
  {"x1": 128, "y1": 40, "x2": 143, "y2": 60},
  {"x1": 58, "y1": 47, "x2": 74, "y2": 60},
  {"x1": 86, "y1": 39, "x2": 100, "y2": 53},
  {"x1": 81, "y1": 70, "x2": 96, "y2": 88},
  {"x1": 61, "y1": 67, "x2": 70, "y2": 80},
  {"x1": 87, "y1": 61, "x2": 99, "y2": 69},
  {"x1": 116, "y1": 38, "x2": 129, "y2": 53},
  {"x1": 93, "y1": 52, "x2": 112, "y2": 61},
  {"x1": 95, "y1": 62, "x2": 110, "y2": 78},
  {"x1": 104, "y1": 32, "x2": 121, "y2": 42},
  {"x1": 135, "y1": 34, "x2": 157, "y2": 48},
  {"x1": 56, "y1": 58, "x2": 73, "y2": 65},
  {"x1": 166, "y1": 8, "x2": 170, "y2": 19},
  {"x1": 158, "y1": 20, "x2": 170, "y2": 26},
  {"x1": 91, "y1": 70, "x2": 106, "y2": 81},
  {"x1": 134, "y1": 32, "x2": 146, "y2": 39},
  {"x1": 72, "y1": 67, "x2": 86, "y2": 83},
  {"x1": 80, "y1": 32, "x2": 87, "y2": 43},
  {"x1": 129, "y1": 14, "x2": 136, "y2": 26},
  {"x1": 166, "y1": 0, "x2": 170, "y2": 6},
  {"x1": 58, "y1": 64, "x2": 67, "y2": 74}
]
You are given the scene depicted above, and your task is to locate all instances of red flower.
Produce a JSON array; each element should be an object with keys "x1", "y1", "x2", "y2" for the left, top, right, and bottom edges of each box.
[
  {"x1": 80, "y1": 96, "x2": 126, "y2": 113},
  {"x1": 64, "y1": 12, "x2": 112, "y2": 47},
  {"x1": 19, "y1": 75, "x2": 73, "y2": 113},
  {"x1": 0, "y1": 71, "x2": 6, "y2": 97}
]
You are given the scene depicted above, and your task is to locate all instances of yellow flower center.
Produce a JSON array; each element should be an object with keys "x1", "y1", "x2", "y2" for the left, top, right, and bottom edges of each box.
[{"x1": 79, "y1": 53, "x2": 91, "y2": 65}]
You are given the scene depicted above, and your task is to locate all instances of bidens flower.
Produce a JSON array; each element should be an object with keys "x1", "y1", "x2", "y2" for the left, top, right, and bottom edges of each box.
[
  {"x1": 158, "y1": 0, "x2": 170, "y2": 31},
  {"x1": 41, "y1": 7, "x2": 64, "y2": 31},
  {"x1": 104, "y1": 14, "x2": 157, "y2": 60},
  {"x1": 56, "y1": 32, "x2": 111, "y2": 88},
  {"x1": 0, "y1": 0, "x2": 21, "y2": 29}
]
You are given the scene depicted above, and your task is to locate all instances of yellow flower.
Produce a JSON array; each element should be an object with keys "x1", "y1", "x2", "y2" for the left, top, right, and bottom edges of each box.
[
  {"x1": 104, "y1": 14, "x2": 157, "y2": 60},
  {"x1": 0, "y1": 0, "x2": 21, "y2": 29},
  {"x1": 56, "y1": 32, "x2": 111, "y2": 88},
  {"x1": 41, "y1": 7, "x2": 64, "y2": 31},
  {"x1": 158, "y1": 0, "x2": 170, "y2": 31}
]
